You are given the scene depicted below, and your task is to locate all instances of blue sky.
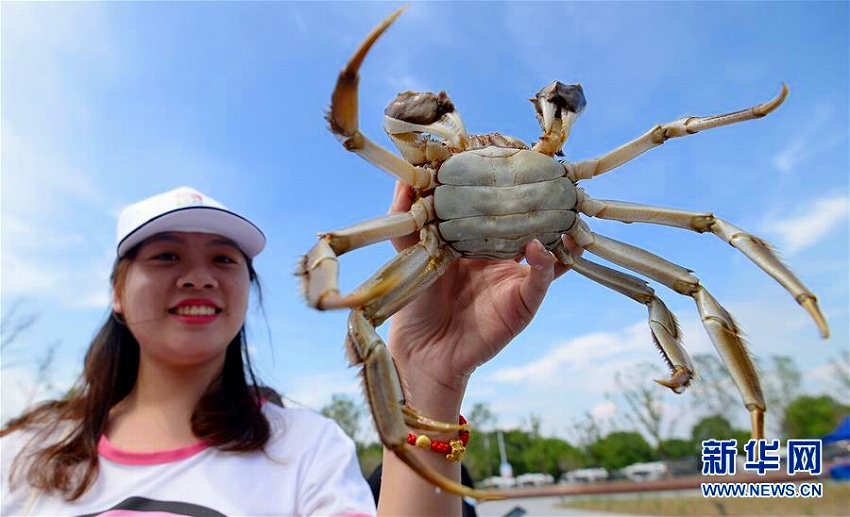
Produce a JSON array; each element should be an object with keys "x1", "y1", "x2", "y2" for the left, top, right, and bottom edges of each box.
[{"x1": 2, "y1": 2, "x2": 847, "y2": 443}]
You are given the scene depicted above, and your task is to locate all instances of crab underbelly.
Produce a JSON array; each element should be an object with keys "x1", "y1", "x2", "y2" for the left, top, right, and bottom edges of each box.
[{"x1": 434, "y1": 148, "x2": 578, "y2": 260}]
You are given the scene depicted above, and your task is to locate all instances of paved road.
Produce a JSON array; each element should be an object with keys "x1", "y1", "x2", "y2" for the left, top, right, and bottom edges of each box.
[{"x1": 476, "y1": 495, "x2": 638, "y2": 516}]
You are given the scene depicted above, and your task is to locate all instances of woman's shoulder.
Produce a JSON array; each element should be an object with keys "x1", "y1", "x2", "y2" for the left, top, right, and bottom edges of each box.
[{"x1": 257, "y1": 404, "x2": 375, "y2": 515}]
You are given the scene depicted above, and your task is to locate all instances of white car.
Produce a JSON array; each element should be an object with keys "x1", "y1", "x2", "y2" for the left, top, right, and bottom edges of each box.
[
  {"x1": 479, "y1": 476, "x2": 517, "y2": 489},
  {"x1": 560, "y1": 467, "x2": 609, "y2": 484},
  {"x1": 620, "y1": 461, "x2": 668, "y2": 481},
  {"x1": 515, "y1": 472, "x2": 555, "y2": 486}
]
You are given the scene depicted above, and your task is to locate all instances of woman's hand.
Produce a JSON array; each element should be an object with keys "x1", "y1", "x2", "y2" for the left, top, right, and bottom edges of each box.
[
  {"x1": 379, "y1": 181, "x2": 582, "y2": 516},
  {"x1": 386, "y1": 182, "x2": 581, "y2": 407}
]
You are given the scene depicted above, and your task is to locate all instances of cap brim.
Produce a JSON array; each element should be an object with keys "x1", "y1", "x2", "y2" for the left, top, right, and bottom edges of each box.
[{"x1": 117, "y1": 207, "x2": 265, "y2": 258}]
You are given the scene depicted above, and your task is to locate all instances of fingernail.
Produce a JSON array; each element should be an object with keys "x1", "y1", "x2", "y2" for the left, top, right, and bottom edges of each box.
[
  {"x1": 533, "y1": 239, "x2": 545, "y2": 253},
  {"x1": 530, "y1": 240, "x2": 549, "y2": 270}
]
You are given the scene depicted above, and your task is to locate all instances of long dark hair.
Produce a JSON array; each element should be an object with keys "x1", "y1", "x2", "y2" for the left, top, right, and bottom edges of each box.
[{"x1": 2, "y1": 244, "x2": 276, "y2": 501}]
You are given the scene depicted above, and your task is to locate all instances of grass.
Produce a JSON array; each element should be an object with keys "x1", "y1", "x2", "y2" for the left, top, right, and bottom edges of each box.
[{"x1": 560, "y1": 481, "x2": 850, "y2": 516}]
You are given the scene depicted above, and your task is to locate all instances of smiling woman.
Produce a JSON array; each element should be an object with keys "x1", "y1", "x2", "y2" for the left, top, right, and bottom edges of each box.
[
  {"x1": 113, "y1": 232, "x2": 252, "y2": 369},
  {"x1": 0, "y1": 170, "x2": 570, "y2": 516},
  {"x1": 0, "y1": 184, "x2": 567, "y2": 516},
  {"x1": 0, "y1": 187, "x2": 376, "y2": 515}
]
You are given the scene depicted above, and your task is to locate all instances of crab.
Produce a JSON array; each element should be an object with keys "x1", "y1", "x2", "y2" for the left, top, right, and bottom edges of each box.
[{"x1": 297, "y1": 8, "x2": 829, "y2": 500}]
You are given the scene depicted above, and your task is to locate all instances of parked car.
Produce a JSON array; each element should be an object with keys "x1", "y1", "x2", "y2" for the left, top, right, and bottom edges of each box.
[
  {"x1": 620, "y1": 461, "x2": 668, "y2": 481},
  {"x1": 515, "y1": 472, "x2": 555, "y2": 486},
  {"x1": 479, "y1": 476, "x2": 516, "y2": 489},
  {"x1": 559, "y1": 467, "x2": 609, "y2": 484}
]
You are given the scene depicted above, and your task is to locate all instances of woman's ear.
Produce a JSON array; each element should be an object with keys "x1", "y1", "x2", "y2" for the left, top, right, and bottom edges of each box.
[{"x1": 112, "y1": 290, "x2": 123, "y2": 314}]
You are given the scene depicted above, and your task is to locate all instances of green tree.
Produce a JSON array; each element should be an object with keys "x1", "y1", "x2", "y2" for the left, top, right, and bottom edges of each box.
[
  {"x1": 466, "y1": 402, "x2": 498, "y2": 479},
  {"x1": 829, "y1": 350, "x2": 850, "y2": 404},
  {"x1": 566, "y1": 411, "x2": 603, "y2": 466},
  {"x1": 588, "y1": 431, "x2": 656, "y2": 471},
  {"x1": 468, "y1": 403, "x2": 497, "y2": 432},
  {"x1": 659, "y1": 438, "x2": 696, "y2": 460},
  {"x1": 688, "y1": 354, "x2": 740, "y2": 422},
  {"x1": 610, "y1": 363, "x2": 675, "y2": 459},
  {"x1": 758, "y1": 355, "x2": 802, "y2": 438},
  {"x1": 690, "y1": 354, "x2": 804, "y2": 438},
  {"x1": 502, "y1": 429, "x2": 534, "y2": 473},
  {"x1": 556, "y1": 442, "x2": 590, "y2": 472},
  {"x1": 485, "y1": 428, "x2": 585, "y2": 478},
  {"x1": 521, "y1": 437, "x2": 581, "y2": 477},
  {"x1": 524, "y1": 414, "x2": 542, "y2": 438},
  {"x1": 609, "y1": 361, "x2": 685, "y2": 478},
  {"x1": 356, "y1": 442, "x2": 383, "y2": 477},
  {"x1": 690, "y1": 415, "x2": 749, "y2": 454},
  {"x1": 691, "y1": 415, "x2": 735, "y2": 444},
  {"x1": 783, "y1": 395, "x2": 849, "y2": 439},
  {"x1": 320, "y1": 394, "x2": 364, "y2": 445}
]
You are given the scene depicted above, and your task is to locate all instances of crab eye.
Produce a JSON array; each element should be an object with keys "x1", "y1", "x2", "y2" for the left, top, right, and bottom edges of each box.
[
  {"x1": 535, "y1": 81, "x2": 587, "y2": 116},
  {"x1": 384, "y1": 91, "x2": 456, "y2": 125}
]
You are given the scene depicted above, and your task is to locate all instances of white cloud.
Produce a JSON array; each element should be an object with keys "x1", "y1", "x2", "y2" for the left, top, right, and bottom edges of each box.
[
  {"x1": 806, "y1": 362, "x2": 850, "y2": 404},
  {"x1": 0, "y1": 253, "x2": 63, "y2": 297},
  {"x1": 0, "y1": 215, "x2": 115, "y2": 306},
  {"x1": 281, "y1": 371, "x2": 362, "y2": 411},
  {"x1": 484, "y1": 306, "x2": 732, "y2": 406},
  {"x1": 772, "y1": 103, "x2": 848, "y2": 173},
  {"x1": 0, "y1": 365, "x2": 76, "y2": 424},
  {"x1": 486, "y1": 311, "x2": 724, "y2": 391},
  {"x1": 473, "y1": 281, "x2": 841, "y2": 438},
  {"x1": 763, "y1": 194, "x2": 848, "y2": 254},
  {"x1": 486, "y1": 322, "x2": 647, "y2": 385},
  {"x1": 591, "y1": 399, "x2": 619, "y2": 422},
  {"x1": 1, "y1": 5, "x2": 123, "y2": 308},
  {"x1": 70, "y1": 290, "x2": 112, "y2": 310}
]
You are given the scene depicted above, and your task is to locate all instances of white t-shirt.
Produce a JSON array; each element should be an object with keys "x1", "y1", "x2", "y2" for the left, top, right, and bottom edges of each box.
[{"x1": 1, "y1": 404, "x2": 376, "y2": 516}]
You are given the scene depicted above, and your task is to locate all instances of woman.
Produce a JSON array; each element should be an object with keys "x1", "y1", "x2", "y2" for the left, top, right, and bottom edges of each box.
[{"x1": 2, "y1": 185, "x2": 574, "y2": 516}]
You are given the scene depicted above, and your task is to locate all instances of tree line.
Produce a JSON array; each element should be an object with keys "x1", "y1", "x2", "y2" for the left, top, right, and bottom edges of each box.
[{"x1": 319, "y1": 354, "x2": 849, "y2": 481}]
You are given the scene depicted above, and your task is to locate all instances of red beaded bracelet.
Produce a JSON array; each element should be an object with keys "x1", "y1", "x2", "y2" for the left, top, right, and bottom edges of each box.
[{"x1": 407, "y1": 415, "x2": 470, "y2": 462}]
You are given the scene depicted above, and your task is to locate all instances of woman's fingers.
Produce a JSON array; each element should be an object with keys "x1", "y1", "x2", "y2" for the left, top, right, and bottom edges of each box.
[
  {"x1": 519, "y1": 239, "x2": 557, "y2": 317},
  {"x1": 553, "y1": 234, "x2": 583, "y2": 279},
  {"x1": 389, "y1": 181, "x2": 420, "y2": 252}
]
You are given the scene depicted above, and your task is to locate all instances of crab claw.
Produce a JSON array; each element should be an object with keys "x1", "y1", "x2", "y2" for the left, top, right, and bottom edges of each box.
[
  {"x1": 534, "y1": 81, "x2": 587, "y2": 130},
  {"x1": 654, "y1": 367, "x2": 693, "y2": 394},
  {"x1": 531, "y1": 81, "x2": 586, "y2": 155},
  {"x1": 383, "y1": 91, "x2": 468, "y2": 149},
  {"x1": 326, "y1": 6, "x2": 406, "y2": 140}
]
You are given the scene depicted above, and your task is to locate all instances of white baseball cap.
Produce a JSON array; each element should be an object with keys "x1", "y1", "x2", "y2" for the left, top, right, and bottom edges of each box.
[{"x1": 116, "y1": 186, "x2": 266, "y2": 258}]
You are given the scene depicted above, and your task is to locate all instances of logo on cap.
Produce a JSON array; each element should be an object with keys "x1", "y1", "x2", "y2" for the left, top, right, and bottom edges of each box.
[{"x1": 175, "y1": 191, "x2": 204, "y2": 207}]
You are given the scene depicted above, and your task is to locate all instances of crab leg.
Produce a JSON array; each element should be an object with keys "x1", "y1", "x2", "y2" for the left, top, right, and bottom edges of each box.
[
  {"x1": 337, "y1": 228, "x2": 502, "y2": 500},
  {"x1": 568, "y1": 220, "x2": 767, "y2": 439},
  {"x1": 317, "y1": 224, "x2": 468, "y2": 424},
  {"x1": 553, "y1": 243, "x2": 695, "y2": 392},
  {"x1": 576, "y1": 191, "x2": 829, "y2": 338},
  {"x1": 347, "y1": 310, "x2": 501, "y2": 502},
  {"x1": 567, "y1": 85, "x2": 788, "y2": 181},
  {"x1": 296, "y1": 197, "x2": 435, "y2": 309},
  {"x1": 306, "y1": 223, "x2": 466, "y2": 431},
  {"x1": 327, "y1": 7, "x2": 435, "y2": 189},
  {"x1": 354, "y1": 226, "x2": 461, "y2": 326}
]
